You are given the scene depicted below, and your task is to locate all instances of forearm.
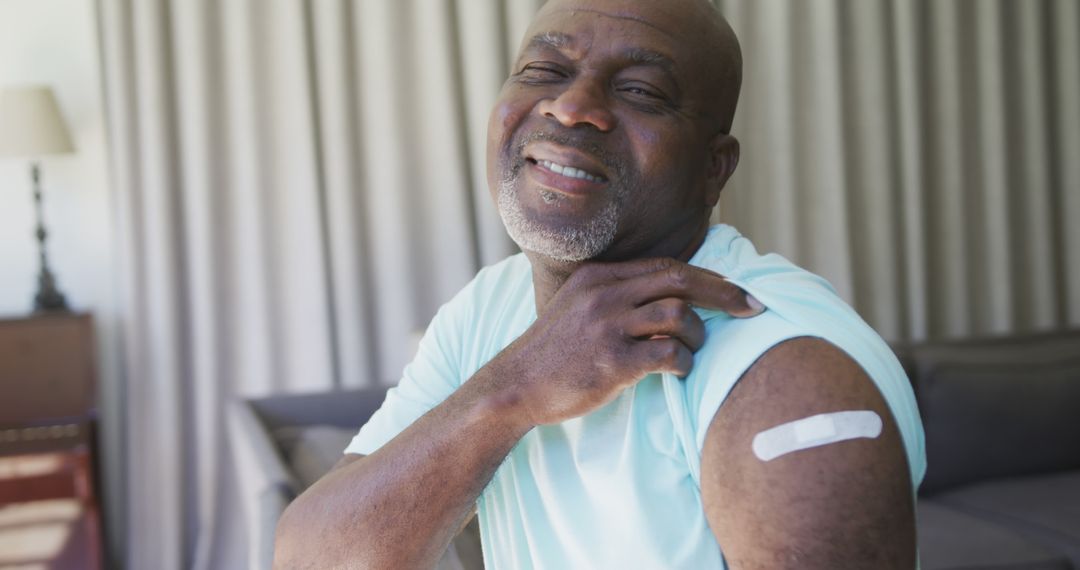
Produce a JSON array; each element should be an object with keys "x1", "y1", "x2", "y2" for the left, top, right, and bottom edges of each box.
[{"x1": 273, "y1": 364, "x2": 531, "y2": 569}]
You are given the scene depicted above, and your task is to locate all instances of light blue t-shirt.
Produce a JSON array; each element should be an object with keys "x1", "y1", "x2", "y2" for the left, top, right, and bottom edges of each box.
[{"x1": 345, "y1": 224, "x2": 926, "y2": 569}]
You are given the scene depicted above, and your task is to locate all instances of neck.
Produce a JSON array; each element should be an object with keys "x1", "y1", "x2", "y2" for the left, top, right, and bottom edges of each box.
[{"x1": 527, "y1": 217, "x2": 712, "y2": 315}]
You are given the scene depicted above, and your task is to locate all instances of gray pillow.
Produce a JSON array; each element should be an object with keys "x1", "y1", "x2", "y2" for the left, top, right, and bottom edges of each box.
[
  {"x1": 274, "y1": 425, "x2": 486, "y2": 569},
  {"x1": 918, "y1": 356, "x2": 1080, "y2": 494},
  {"x1": 277, "y1": 425, "x2": 356, "y2": 490}
]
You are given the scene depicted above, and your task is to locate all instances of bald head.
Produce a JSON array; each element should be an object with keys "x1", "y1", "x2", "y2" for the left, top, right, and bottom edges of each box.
[
  {"x1": 698, "y1": 4, "x2": 743, "y2": 133},
  {"x1": 536, "y1": 0, "x2": 743, "y2": 132}
]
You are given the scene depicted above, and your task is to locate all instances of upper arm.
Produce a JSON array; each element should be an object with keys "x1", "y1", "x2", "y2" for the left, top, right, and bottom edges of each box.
[{"x1": 700, "y1": 337, "x2": 915, "y2": 569}]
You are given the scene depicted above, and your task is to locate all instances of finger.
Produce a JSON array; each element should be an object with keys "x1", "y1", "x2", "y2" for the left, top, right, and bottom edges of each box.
[
  {"x1": 623, "y1": 298, "x2": 707, "y2": 351},
  {"x1": 630, "y1": 337, "x2": 695, "y2": 378},
  {"x1": 620, "y1": 261, "x2": 765, "y2": 318}
]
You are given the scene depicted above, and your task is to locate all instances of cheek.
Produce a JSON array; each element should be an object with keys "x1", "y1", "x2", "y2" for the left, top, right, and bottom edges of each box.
[
  {"x1": 486, "y1": 91, "x2": 533, "y2": 190},
  {"x1": 631, "y1": 128, "x2": 693, "y2": 185},
  {"x1": 627, "y1": 127, "x2": 709, "y2": 208},
  {"x1": 487, "y1": 91, "x2": 533, "y2": 151}
]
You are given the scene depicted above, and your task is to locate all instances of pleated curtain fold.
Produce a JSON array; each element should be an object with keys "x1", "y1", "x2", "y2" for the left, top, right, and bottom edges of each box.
[
  {"x1": 94, "y1": 0, "x2": 1079, "y2": 567},
  {"x1": 719, "y1": 0, "x2": 1080, "y2": 341}
]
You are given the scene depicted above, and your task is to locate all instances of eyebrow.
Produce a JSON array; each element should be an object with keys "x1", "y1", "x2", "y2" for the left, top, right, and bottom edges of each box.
[
  {"x1": 624, "y1": 47, "x2": 678, "y2": 77},
  {"x1": 525, "y1": 33, "x2": 678, "y2": 75},
  {"x1": 527, "y1": 31, "x2": 574, "y2": 51}
]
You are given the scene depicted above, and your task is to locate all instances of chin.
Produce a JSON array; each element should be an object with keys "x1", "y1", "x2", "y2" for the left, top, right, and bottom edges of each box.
[
  {"x1": 499, "y1": 196, "x2": 618, "y2": 264},
  {"x1": 506, "y1": 225, "x2": 607, "y2": 263}
]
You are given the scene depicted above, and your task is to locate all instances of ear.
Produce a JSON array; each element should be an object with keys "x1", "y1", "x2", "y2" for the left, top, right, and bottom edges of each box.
[{"x1": 704, "y1": 134, "x2": 740, "y2": 207}]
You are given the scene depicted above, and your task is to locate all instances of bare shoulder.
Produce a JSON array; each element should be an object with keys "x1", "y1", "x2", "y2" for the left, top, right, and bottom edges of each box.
[{"x1": 700, "y1": 337, "x2": 916, "y2": 569}]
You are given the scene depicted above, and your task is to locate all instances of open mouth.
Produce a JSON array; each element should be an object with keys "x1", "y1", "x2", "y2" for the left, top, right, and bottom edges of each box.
[{"x1": 526, "y1": 158, "x2": 607, "y2": 184}]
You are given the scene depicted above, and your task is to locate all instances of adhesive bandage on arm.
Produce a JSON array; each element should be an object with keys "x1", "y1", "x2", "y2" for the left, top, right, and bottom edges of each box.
[{"x1": 751, "y1": 411, "x2": 883, "y2": 462}]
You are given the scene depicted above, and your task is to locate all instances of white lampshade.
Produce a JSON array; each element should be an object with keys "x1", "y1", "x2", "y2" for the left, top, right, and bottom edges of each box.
[{"x1": 0, "y1": 85, "x2": 76, "y2": 158}]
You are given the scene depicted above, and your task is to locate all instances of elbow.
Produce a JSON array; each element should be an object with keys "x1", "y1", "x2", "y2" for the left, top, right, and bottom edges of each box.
[
  {"x1": 274, "y1": 496, "x2": 327, "y2": 569},
  {"x1": 273, "y1": 500, "x2": 303, "y2": 569},
  {"x1": 273, "y1": 491, "x2": 382, "y2": 569}
]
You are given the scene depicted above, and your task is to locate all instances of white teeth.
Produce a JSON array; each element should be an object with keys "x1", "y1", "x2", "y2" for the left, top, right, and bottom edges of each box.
[{"x1": 538, "y1": 160, "x2": 602, "y2": 183}]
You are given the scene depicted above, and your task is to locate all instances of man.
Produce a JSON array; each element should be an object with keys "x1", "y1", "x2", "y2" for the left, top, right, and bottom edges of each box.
[{"x1": 275, "y1": 0, "x2": 925, "y2": 567}]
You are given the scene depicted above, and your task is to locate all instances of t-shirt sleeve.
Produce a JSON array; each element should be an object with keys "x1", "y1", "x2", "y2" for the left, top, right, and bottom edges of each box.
[
  {"x1": 684, "y1": 310, "x2": 811, "y2": 454},
  {"x1": 343, "y1": 287, "x2": 471, "y2": 456},
  {"x1": 666, "y1": 226, "x2": 925, "y2": 488},
  {"x1": 680, "y1": 274, "x2": 926, "y2": 489}
]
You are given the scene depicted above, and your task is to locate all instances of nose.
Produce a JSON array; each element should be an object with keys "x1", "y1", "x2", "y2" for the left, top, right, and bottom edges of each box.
[{"x1": 536, "y1": 77, "x2": 616, "y2": 132}]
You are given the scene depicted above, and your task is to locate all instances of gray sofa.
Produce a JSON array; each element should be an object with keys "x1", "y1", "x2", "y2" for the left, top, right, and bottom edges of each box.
[
  {"x1": 228, "y1": 386, "x2": 485, "y2": 570},
  {"x1": 230, "y1": 329, "x2": 1080, "y2": 569},
  {"x1": 898, "y1": 329, "x2": 1080, "y2": 569}
]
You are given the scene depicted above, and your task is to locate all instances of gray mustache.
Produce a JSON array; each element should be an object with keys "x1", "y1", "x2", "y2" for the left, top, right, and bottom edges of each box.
[{"x1": 513, "y1": 130, "x2": 624, "y2": 177}]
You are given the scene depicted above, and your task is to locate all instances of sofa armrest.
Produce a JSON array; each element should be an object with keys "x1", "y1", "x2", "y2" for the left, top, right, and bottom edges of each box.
[
  {"x1": 247, "y1": 386, "x2": 389, "y2": 431},
  {"x1": 228, "y1": 398, "x2": 300, "y2": 570}
]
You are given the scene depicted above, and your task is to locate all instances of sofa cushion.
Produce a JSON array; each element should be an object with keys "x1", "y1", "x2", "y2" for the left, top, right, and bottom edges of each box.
[
  {"x1": 918, "y1": 501, "x2": 1072, "y2": 570},
  {"x1": 274, "y1": 425, "x2": 356, "y2": 490},
  {"x1": 270, "y1": 423, "x2": 485, "y2": 569},
  {"x1": 934, "y1": 471, "x2": 1080, "y2": 566},
  {"x1": 910, "y1": 332, "x2": 1080, "y2": 493}
]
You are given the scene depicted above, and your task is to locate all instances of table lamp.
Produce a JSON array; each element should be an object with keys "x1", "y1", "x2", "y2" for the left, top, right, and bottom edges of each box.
[{"x1": 0, "y1": 85, "x2": 76, "y2": 312}]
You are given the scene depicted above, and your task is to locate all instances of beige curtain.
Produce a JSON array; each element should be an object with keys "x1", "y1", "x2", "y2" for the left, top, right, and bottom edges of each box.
[
  {"x1": 719, "y1": 0, "x2": 1080, "y2": 341},
  {"x1": 94, "y1": 0, "x2": 1078, "y2": 568},
  {"x1": 97, "y1": 0, "x2": 542, "y2": 567}
]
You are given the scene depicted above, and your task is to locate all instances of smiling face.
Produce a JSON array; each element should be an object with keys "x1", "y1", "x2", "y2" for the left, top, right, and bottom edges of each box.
[{"x1": 487, "y1": 0, "x2": 742, "y2": 263}]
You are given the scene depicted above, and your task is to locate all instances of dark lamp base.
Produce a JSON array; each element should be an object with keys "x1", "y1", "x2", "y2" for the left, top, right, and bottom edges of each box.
[{"x1": 34, "y1": 269, "x2": 70, "y2": 313}]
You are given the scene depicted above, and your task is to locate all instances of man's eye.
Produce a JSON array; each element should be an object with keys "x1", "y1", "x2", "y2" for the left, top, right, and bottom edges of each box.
[
  {"x1": 618, "y1": 83, "x2": 665, "y2": 101},
  {"x1": 519, "y1": 64, "x2": 566, "y2": 80}
]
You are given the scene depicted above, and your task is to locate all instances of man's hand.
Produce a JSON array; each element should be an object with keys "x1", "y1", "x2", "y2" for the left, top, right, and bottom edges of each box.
[{"x1": 488, "y1": 257, "x2": 763, "y2": 427}]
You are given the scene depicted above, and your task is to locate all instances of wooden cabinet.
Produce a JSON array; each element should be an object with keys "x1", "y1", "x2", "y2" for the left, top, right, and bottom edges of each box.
[
  {"x1": 0, "y1": 313, "x2": 96, "y2": 430},
  {"x1": 0, "y1": 312, "x2": 102, "y2": 569}
]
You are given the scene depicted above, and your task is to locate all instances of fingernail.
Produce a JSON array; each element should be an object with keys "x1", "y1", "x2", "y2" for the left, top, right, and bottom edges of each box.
[{"x1": 746, "y1": 294, "x2": 765, "y2": 315}]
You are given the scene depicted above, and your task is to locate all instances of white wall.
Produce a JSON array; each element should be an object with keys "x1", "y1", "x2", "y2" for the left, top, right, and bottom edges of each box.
[
  {"x1": 0, "y1": 1, "x2": 112, "y2": 317},
  {"x1": 0, "y1": 0, "x2": 122, "y2": 564}
]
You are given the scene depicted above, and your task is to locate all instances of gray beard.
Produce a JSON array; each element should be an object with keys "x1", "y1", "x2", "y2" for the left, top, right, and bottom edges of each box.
[{"x1": 497, "y1": 166, "x2": 623, "y2": 262}]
